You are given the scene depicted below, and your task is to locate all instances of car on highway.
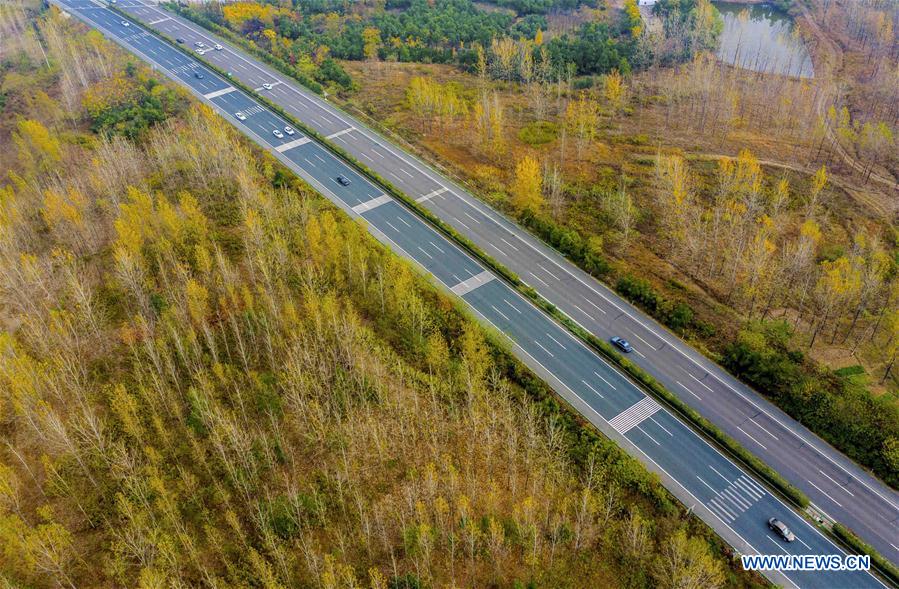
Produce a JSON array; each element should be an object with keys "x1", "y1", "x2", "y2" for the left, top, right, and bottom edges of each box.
[
  {"x1": 214, "y1": 44, "x2": 223, "y2": 51},
  {"x1": 767, "y1": 518, "x2": 796, "y2": 542},
  {"x1": 194, "y1": 42, "x2": 203, "y2": 47},
  {"x1": 194, "y1": 72, "x2": 204, "y2": 79},
  {"x1": 194, "y1": 48, "x2": 205, "y2": 55},
  {"x1": 262, "y1": 83, "x2": 273, "y2": 90},
  {"x1": 121, "y1": 20, "x2": 129, "y2": 27},
  {"x1": 336, "y1": 175, "x2": 351, "y2": 186},
  {"x1": 610, "y1": 336, "x2": 633, "y2": 353},
  {"x1": 176, "y1": 38, "x2": 185, "y2": 44},
  {"x1": 272, "y1": 129, "x2": 284, "y2": 139},
  {"x1": 283, "y1": 126, "x2": 295, "y2": 136},
  {"x1": 235, "y1": 112, "x2": 247, "y2": 121}
]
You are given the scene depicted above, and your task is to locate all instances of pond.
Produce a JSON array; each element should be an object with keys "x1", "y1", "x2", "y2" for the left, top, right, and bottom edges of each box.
[{"x1": 713, "y1": 2, "x2": 814, "y2": 78}]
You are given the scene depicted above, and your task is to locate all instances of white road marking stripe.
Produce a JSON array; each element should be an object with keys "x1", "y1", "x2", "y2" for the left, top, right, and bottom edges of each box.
[
  {"x1": 572, "y1": 303, "x2": 594, "y2": 321},
  {"x1": 491, "y1": 305, "x2": 511, "y2": 322},
  {"x1": 503, "y1": 299, "x2": 522, "y2": 313},
  {"x1": 450, "y1": 270, "x2": 493, "y2": 297},
  {"x1": 416, "y1": 246, "x2": 432, "y2": 260},
  {"x1": 581, "y1": 295, "x2": 607, "y2": 314},
  {"x1": 401, "y1": 168, "x2": 414, "y2": 178},
  {"x1": 528, "y1": 271, "x2": 549, "y2": 288},
  {"x1": 274, "y1": 137, "x2": 311, "y2": 152},
  {"x1": 416, "y1": 187, "x2": 448, "y2": 203},
  {"x1": 533, "y1": 339, "x2": 555, "y2": 358},
  {"x1": 351, "y1": 194, "x2": 392, "y2": 214},
  {"x1": 697, "y1": 475, "x2": 717, "y2": 493},
  {"x1": 676, "y1": 380, "x2": 702, "y2": 400},
  {"x1": 767, "y1": 536, "x2": 789, "y2": 554},
  {"x1": 463, "y1": 212, "x2": 480, "y2": 224},
  {"x1": 818, "y1": 470, "x2": 855, "y2": 497},
  {"x1": 540, "y1": 264, "x2": 562, "y2": 281},
  {"x1": 429, "y1": 241, "x2": 445, "y2": 254},
  {"x1": 707, "y1": 464, "x2": 731, "y2": 484},
  {"x1": 807, "y1": 480, "x2": 843, "y2": 507},
  {"x1": 710, "y1": 497, "x2": 739, "y2": 520},
  {"x1": 581, "y1": 379, "x2": 604, "y2": 398},
  {"x1": 635, "y1": 425, "x2": 661, "y2": 446},
  {"x1": 500, "y1": 237, "x2": 519, "y2": 251},
  {"x1": 683, "y1": 369, "x2": 714, "y2": 392},
  {"x1": 734, "y1": 478, "x2": 763, "y2": 500},
  {"x1": 397, "y1": 216, "x2": 412, "y2": 228},
  {"x1": 384, "y1": 221, "x2": 400, "y2": 233},
  {"x1": 736, "y1": 425, "x2": 768, "y2": 451},
  {"x1": 627, "y1": 328, "x2": 657, "y2": 350},
  {"x1": 751, "y1": 419, "x2": 780, "y2": 441},
  {"x1": 326, "y1": 126, "x2": 355, "y2": 140},
  {"x1": 546, "y1": 333, "x2": 567, "y2": 350},
  {"x1": 593, "y1": 371, "x2": 616, "y2": 391},
  {"x1": 649, "y1": 415, "x2": 673, "y2": 436}
]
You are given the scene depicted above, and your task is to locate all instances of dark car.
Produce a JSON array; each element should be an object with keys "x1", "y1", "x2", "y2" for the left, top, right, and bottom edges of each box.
[
  {"x1": 767, "y1": 518, "x2": 796, "y2": 542},
  {"x1": 176, "y1": 38, "x2": 185, "y2": 44},
  {"x1": 194, "y1": 72, "x2": 204, "y2": 79},
  {"x1": 336, "y1": 175, "x2": 351, "y2": 186},
  {"x1": 610, "y1": 336, "x2": 633, "y2": 353}
]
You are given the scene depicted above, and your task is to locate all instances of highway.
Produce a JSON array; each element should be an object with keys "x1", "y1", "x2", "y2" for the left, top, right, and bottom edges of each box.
[{"x1": 55, "y1": 1, "x2": 893, "y2": 586}]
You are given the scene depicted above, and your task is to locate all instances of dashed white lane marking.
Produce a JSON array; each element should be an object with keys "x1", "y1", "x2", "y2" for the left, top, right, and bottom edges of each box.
[
  {"x1": 429, "y1": 241, "x2": 445, "y2": 254},
  {"x1": 581, "y1": 295, "x2": 607, "y2": 314},
  {"x1": 609, "y1": 396, "x2": 661, "y2": 434},
  {"x1": 818, "y1": 470, "x2": 855, "y2": 497},
  {"x1": 540, "y1": 264, "x2": 561, "y2": 281},
  {"x1": 326, "y1": 127, "x2": 355, "y2": 140},
  {"x1": 491, "y1": 304, "x2": 510, "y2": 322},
  {"x1": 751, "y1": 419, "x2": 780, "y2": 441},
  {"x1": 767, "y1": 536, "x2": 789, "y2": 554},
  {"x1": 708, "y1": 464, "x2": 731, "y2": 485},
  {"x1": 416, "y1": 187, "x2": 448, "y2": 203},
  {"x1": 676, "y1": 380, "x2": 702, "y2": 400},
  {"x1": 545, "y1": 333, "x2": 567, "y2": 350},
  {"x1": 737, "y1": 425, "x2": 768, "y2": 451},
  {"x1": 384, "y1": 221, "x2": 400, "y2": 233},
  {"x1": 351, "y1": 194, "x2": 392, "y2": 214},
  {"x1": 487, "y1": 243, "x2": 506, "y2": 256},
  {"x1": 500, "y1": 237, "x2": 519, "y2": 251},
  {"x1": 533, "y1": 339, "x2": 555, "y2": 358},
  {"x1": 450, "y1": 270, "x2": 493, "y2": 296},
  {"x1": 650, "y1": 415, "x2": 673, "y2": 436},
  {"x1": 528, "y1": 271, "x2": 549, "y2": 288},
  {"x1": 503, "y1": 298, "x2": 522, "y2": 314},
  {"x1": 683, "y1": 368, "x2": 714, "y2": 392},
  {"x1": 581, "y1": 379, "x2": 605, "y2": 399},
  {"x1": 572, "y1": 303, "x2": 594, "y2": 321},
  {"x1": 451, "y1": 216, "x2": 471, "y2": 231},
  {"x1": 274, "y1": 137, "x2": 311, "y2": 152},
  {"x1": 627, "y1": 328, "x2": 657, "y2": 350},
  {"x1": 593, "y1": 371, "x2": 617, "y2": 391},
  {"x1": 635, "y1": 425, "x2": 661, "y2": 445},
  {"x1": 416, "y1": 246, "x2": 432, "y2": 260},
  {"x1": 463, "y1": 212, "x2": 480, "y2": 224},
  {"x1": 372, "y1": 149, "x2": 384, "y2": 158},
  {"x1": 397, "y1": 216, "x2": 412, "y2": 228},
  {"x1": 797, "y1": 537, "x2": 812, "y2": 550},
  {"x1": 401, "y1": 168, "x2": 414, "y2": 178}
]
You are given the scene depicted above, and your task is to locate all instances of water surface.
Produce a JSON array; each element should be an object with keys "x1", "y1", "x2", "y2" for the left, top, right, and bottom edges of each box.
[{"x1": 713, "y1": 2, "x2": 814, "y2": 78}]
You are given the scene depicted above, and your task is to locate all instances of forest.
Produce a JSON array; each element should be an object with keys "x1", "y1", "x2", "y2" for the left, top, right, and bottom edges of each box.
[
  {"x1": 178, "y1": 0, "x2": 899, "y2": 488},
  {"x1": 0, "y1": 3, "x2": 765, "y2": 587},
  {"x1": 176, "y1": 0, "x2": 720, "y2": 95}
]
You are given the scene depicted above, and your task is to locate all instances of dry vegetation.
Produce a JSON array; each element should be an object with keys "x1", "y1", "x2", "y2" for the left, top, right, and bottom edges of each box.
[{"x1": 0, "y1": 4, "x2": 767, "y2": 588}]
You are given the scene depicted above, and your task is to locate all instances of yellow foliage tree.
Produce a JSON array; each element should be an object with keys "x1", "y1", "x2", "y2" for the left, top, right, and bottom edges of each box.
[{"x1": 511, "y1": 156, "x2": 543, "y2": 212}]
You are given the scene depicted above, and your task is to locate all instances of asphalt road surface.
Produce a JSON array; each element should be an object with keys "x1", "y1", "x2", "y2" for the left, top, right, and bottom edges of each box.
[{"x1": 55, "y1": 1, "x2": 895, "y2": 586}]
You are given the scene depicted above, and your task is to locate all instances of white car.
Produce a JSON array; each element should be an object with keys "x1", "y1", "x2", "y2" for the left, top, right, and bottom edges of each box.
[
  {"x1": 272, "y1": 129, "x2": 284, "y2": 139},
  {"x1": 194, "y1": 42, "x2": 203, "y2": 47},
  {"x1": 121, "y1": 20, "x2": 130, "y2": 27},
  {"x1": 194, "y1": 48, "x2": 204, "y2": 54},
  {"x1": 214, "y1": 44, "x2": 223, "y2": 51},
  {"x1": 262, "y1": 83, "x2": 273, "y2": 90},
  {"x1": 284, "y1": 126, "x2": 295, "y2": 136},
  {"x1": 235, "y1": 112, "x2": 247, "y2": 121}
]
